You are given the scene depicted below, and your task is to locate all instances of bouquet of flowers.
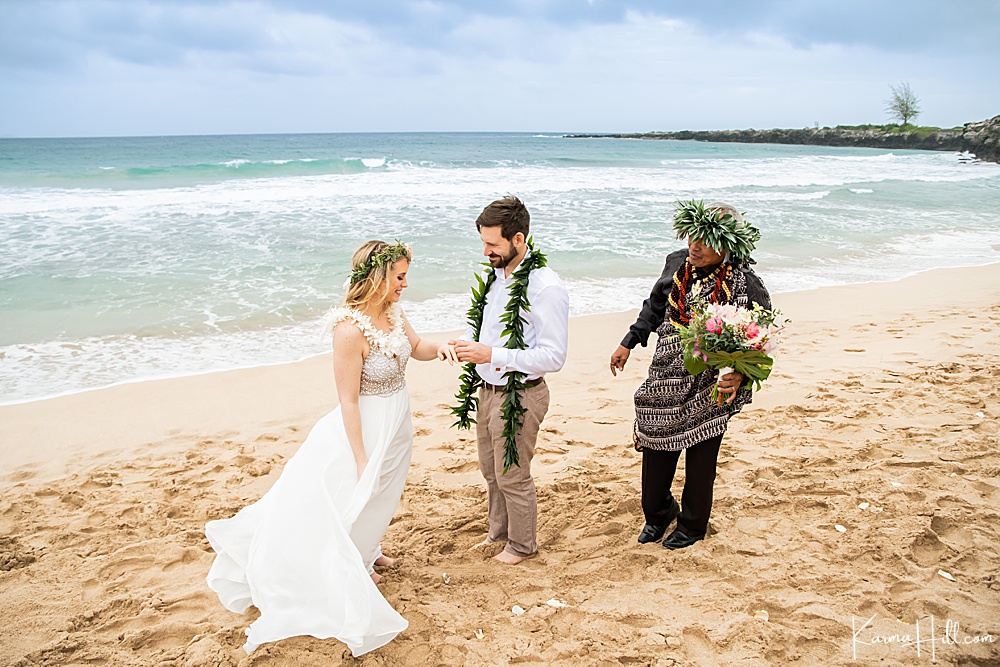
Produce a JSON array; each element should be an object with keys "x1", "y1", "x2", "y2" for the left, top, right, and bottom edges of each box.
[{"x1": 673, "y1": 302, "x2": 787, "y2": 404}]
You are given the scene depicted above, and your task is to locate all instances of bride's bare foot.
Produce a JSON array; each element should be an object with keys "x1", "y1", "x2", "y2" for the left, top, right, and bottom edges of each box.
[
  {"x1": 493, "y1": 551, "x2": 537, "y2": 565},
  {"x1": 370, "y1": 571, "x2": 382, "y2": 584},
  {"x1": 374, "y1": 555, "x2": 394, "y2": 567}
]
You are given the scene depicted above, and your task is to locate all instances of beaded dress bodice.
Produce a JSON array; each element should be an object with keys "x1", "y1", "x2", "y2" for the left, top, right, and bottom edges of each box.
[
  {"x1": 359, "y1": 337, "x2": 410, "y2": 396},
  {"x1": 326, "y1": 305, "x2": 410, "y2": 397}
]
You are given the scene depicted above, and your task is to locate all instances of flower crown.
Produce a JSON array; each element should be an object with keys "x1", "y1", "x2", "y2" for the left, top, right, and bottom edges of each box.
[
  {"x1": 349, "y1": 241, "x2": 411, "y2": 285},
  {"x1": 672, "y1": 200, "x2": 761, "y2": 264}
]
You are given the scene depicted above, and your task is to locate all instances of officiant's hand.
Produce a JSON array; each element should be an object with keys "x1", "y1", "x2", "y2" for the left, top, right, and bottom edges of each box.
[
  {"x1": 437, "y1": 342, "x2": 458, "y2": 365},
  {"x1": 452, "y1": 340, "x2": 492, "y2": 364},
  {"x1": 716, "y1": 371, "x2": 744, "y2": 405},
  {"x1": 610, "y1": 345, "x2": 631, "y2": 376}
]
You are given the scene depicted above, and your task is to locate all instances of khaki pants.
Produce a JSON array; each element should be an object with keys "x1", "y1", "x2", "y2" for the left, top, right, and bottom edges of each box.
[{"x1": 476, "y1": 380, "x2": 550, "y2": 557}]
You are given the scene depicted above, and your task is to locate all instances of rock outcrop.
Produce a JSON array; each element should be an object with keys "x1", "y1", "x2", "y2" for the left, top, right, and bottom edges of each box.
[
  {"x1": 568, "y1": 115, "x2": 1000, "y2": 164},
  {"x1": 962, "y1": 115, "x2": 1000, "y2": 163}
]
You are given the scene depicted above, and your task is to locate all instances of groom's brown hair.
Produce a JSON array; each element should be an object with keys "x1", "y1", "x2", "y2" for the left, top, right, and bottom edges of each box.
[{"x1": 476, "y1": 195, "x2": 530, "y2": 241}]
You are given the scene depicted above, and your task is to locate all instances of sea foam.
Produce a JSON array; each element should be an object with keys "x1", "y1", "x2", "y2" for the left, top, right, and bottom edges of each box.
[{"x1": 2, "y1": 133, "x2": 998, "y2": 403}]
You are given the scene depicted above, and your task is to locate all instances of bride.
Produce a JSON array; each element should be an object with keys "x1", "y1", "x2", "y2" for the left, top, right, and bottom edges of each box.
[{"x1": 205, "y1": 240, "x2": 455, "y2": 657}]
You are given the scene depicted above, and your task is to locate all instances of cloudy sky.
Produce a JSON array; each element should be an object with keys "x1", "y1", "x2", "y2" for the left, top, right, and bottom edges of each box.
[{"x1": 1, "y1": 0, "x2": 998, "y2": 137}]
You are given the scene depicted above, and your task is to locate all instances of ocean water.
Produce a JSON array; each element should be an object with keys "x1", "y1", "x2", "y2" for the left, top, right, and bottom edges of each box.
[{"x1": 2, "y1": 132, "x2": 999, "y2": 405}]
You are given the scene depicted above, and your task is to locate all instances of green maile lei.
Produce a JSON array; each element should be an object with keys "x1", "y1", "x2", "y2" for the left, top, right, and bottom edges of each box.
[{"x1": 451, "y1": 238, "x2": 547, "y2": 474}]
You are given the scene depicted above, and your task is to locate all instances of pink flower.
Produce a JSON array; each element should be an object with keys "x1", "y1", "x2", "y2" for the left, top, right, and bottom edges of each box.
[
  {"x1": 744, "y1": 322, "x2": 760, "y2": 339},
  {"x1": 705, "y1": 317, "x2": 723, "y2": 334}
]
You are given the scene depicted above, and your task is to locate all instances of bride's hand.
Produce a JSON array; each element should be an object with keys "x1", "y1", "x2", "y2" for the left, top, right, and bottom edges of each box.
[
  {"x1": 437, "y1": 341, "x2": 458, "y2": 366},
  {"x1": 355, "y1": 454, "x2": 368, "y2": 480}
]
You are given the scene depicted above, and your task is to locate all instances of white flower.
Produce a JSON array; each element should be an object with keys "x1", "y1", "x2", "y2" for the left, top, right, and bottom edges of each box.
[
  {"x1": 707, "y1": 303, "x2": 752, "y2": 326},
  {"x1": 324, "y1": 305, "x2": 407, "y2": 356}
]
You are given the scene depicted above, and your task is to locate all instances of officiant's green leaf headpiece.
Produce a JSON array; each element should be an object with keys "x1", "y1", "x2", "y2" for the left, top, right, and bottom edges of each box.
[{"x1": 672, "y1": 199, "x2": 760, "y2": 263}]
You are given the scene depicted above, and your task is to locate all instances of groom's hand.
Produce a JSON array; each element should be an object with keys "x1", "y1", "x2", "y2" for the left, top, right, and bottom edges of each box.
[{"x1": 453, "y1": 340, "x2": 492, "y2": 364}]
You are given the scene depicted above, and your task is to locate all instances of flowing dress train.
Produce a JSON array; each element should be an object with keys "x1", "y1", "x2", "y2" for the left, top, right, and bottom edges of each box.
[{"x1": 205, "y1": 306, "x2": 412, "y2": 657}]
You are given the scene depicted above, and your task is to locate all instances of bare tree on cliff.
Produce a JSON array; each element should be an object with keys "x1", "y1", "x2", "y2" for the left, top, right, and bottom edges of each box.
[{"x1": 885, "y1": 82, "x2": 921, "y2": 128}]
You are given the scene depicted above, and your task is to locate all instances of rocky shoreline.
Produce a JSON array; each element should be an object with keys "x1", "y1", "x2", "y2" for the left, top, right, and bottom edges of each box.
[{"x1": 568, "y1": 115, "x2": 1000, "y2": 164}]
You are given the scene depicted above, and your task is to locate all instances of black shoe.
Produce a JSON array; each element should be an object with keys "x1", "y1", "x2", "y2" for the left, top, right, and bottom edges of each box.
[
  {"x1": 637, "y1": 498, "x2": 680, "y2": 544},
  {"x1": 637, "y1": 523, "x2": 666, "y2": 543},
  {"x1": 662, "y1": 527, "x2": 704, "y2": 550}
]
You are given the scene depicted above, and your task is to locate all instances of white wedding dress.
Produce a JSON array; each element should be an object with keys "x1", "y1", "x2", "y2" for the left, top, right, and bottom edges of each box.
[{"x1": 206, "y1": 305, "x2": 413, "y2": 657}]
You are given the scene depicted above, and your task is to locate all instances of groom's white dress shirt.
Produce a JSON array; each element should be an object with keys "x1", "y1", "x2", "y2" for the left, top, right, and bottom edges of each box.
[{"x1": 462, "y1": 265, "x2": 570, "y2": 386}]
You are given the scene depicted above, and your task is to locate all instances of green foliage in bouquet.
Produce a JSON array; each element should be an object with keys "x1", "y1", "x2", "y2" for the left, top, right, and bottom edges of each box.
[
  {"x1": 680, "y1": 347, "x2": 774, "y2": 391},
  {"x1": 673, "y1": 302, "x2": 784, "y2": 392}
]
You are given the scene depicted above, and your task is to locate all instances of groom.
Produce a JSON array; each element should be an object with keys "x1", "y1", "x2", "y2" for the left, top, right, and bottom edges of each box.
[{"x1": 452, "y1": 196, "x2": 569, "y2": 564}]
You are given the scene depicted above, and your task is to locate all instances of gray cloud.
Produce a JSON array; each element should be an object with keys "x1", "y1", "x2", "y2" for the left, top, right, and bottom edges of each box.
[
  {"x1": 4, "y1": 0, "x2": 997, "y2": 78},
  {"x1": 0, "y1": 0, "x2": 996, "y2": 136}
]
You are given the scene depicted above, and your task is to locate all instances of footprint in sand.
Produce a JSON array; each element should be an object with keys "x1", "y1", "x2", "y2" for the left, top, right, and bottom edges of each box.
[
  {"x1": 81, "y1": 578, "x2": 101, "y2": 602},
  {"x1": 82, "y1": 471, "x2": 119, "y2": 490},
  {"x1": 6, "y1": 465, "x2": 41, "y2": 483},
  {"x1": 60, "y1": 491, "x2": 86, "y2": 509},
  {"x1": 161, "y1": 545, "x2": 205, "y2": 572},
  {"x1": 682, "y1": 626, "x2": 720, "y2": 667},
  {"x1": 907, "y1": 528, "x2": 946, "y2": 567},
  {"x1": 440, "y1": 458, "x2": 478, "y2": 474},
  {"x1": 888, "y1": 578, "x2": 926, "y2": 601},
  {"x1": 935, "y1": 496, "x2": 970, "y2": 509},
  {"x1": 930, "y1": 515, "x2": 975, "y2": 549}
]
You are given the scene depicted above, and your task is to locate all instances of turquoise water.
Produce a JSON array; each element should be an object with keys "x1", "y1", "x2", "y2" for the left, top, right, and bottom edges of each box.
[{"x1": 2, "y1": 132, "x2": 999, "y2": 404}]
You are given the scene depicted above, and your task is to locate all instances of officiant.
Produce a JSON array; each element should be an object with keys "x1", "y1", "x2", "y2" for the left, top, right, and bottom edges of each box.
[{"x1": 609, "y1": 201, "x2": 771, "y2": 550}]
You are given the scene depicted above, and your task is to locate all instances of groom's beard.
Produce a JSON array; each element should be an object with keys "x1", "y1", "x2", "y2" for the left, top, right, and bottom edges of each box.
[{"x1": 488, "y1": 244, "x2": 519, "y2": 269}]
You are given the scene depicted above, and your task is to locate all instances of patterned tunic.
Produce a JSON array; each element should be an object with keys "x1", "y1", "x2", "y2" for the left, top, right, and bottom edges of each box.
[{"x1": 627, "y1": 251, "x2": 771, "y2": 451}]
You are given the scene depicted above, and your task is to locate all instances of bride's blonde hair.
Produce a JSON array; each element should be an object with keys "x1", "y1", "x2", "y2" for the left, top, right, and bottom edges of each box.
[{"x1": 343, "y1": 240, "x2": 412, "y2": 312}]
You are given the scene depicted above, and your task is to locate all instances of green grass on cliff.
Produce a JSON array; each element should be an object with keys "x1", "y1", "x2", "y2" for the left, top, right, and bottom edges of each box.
[{"x1": 834, "y1": 123, "x2": 961, "y2": 138}]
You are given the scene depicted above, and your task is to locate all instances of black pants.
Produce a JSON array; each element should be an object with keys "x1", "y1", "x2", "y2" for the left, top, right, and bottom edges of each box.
[{"x1": 641, "y1": 434, "x2": 723, "y2": 538}]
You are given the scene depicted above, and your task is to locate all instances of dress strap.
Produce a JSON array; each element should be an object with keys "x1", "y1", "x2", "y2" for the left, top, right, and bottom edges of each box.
[
  {"x1": 325, "y1": 307, "x2": 378, "y2": 346},
  {"x1": 324, "y1": 305, "x2": 408, "y2": 356}
]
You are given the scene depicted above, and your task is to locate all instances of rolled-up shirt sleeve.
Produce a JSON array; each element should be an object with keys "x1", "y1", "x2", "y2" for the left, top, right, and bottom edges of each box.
[{"x1": 491, "y1": 283, "x2": 569, "y2": 376}]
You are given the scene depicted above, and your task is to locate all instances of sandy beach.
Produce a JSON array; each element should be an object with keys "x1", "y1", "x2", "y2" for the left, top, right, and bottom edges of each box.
[{"x1": 2, "y1": 263, "x2": 999, "y2": 667}]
